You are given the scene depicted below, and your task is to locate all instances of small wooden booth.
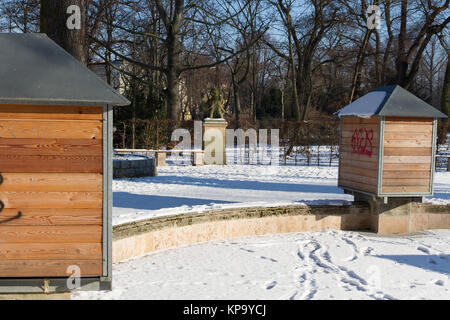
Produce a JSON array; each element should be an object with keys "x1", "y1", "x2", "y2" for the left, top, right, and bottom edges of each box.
[
  {"x1": 336, "y1": 85, "x2": 447, "y2": 200},
  {"x1": 0, "y1": 34, "x2": 130, "y2": 293}
]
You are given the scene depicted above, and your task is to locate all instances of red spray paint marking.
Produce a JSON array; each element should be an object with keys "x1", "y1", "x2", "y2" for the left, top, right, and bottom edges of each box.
[{"x1": 351, "y1": 128, "x2": 373, "y2": 157}]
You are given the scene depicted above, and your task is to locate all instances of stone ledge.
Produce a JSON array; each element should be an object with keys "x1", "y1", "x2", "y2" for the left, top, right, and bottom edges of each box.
[
  {"x1": 113, "y1": 158, "x2": 157, "y2": 178},
  {"x1": 112, "y1": 203, "x2": 450, "y2": 262},
  {"x1": 113, "y1": 204, "x2": 370, "y2": 240}
]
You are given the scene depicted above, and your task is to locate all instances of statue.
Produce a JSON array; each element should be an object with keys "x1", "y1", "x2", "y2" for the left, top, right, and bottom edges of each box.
[{"x1": 201, "y1": 87, "x2": 226, "y2": 119}]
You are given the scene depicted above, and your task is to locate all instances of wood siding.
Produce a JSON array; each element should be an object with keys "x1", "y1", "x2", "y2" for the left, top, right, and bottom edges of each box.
[
  {"x1": 381, "y1": 117, "x2": 433, "y2": 194},
  {"x1": 339, "y1": 117, "x2": 380, "y2": 194},
  {"x1": 0, "y1": 105, "x2": 103, "y2": 277}
]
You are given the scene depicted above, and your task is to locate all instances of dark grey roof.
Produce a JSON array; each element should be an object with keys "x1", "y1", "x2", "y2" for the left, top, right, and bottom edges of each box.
[
  {"x1": 335, "y1": 85, "x2": 447, "y2": 118},
  {"x1": 0, "y1": 33, "x2": 130, "y2": 106}
]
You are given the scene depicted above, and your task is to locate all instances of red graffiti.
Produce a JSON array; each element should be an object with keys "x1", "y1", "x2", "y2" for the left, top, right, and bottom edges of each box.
[{"x1": 351, "y1": 128, "x2": 373, "y2": 157}]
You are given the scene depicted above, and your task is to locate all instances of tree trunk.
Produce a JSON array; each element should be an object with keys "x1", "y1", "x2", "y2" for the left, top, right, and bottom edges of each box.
[
  {"x1": 395, "y1": 0, "x2": 408, "y2": 87},
  {"x1": 288, "y1": 32, "x2": 301, "y2": 121},
  {"x1": 232, "y1": 79, "x2": 241, "y2": 129},
  {"x1": 40, "y1": 0, "x2": 88, "y2": 65},
  {"x1": 440, "y1": 58, "x2": 450, "y2": 143},
  {"x1": 165, "y1": 28, "x2": 182, "y2": 120},
  {"x1": 349, "y1": 29, "x2": 372, "y2": 103}
]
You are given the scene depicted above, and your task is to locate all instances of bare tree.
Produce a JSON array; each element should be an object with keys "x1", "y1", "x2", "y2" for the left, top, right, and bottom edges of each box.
[
  {"x1": 394, "y1": 0, "x2": 449, "y2": 89},
  {"x1": 40, "y1": 0, "x2": 89, "y2": 64}
]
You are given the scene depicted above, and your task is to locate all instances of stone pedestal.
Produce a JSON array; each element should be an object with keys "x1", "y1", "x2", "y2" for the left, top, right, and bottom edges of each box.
[
  {"x1": 156, "y1": 152, "x2": 167, "y2": 167},
  {"x1": 203, "y1": 118, "x2": 228, "y2": 165}
]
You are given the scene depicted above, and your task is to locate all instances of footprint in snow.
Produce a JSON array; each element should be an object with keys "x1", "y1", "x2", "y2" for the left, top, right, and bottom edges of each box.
[
  {"x1": 431, "y1": 279, "x2": 445, "y2": 286},
  {"x1": 265, "y1": 281, "x2": 277, "y2": 290},
  {"x1": 261, "y1": 256, "x2": 278, "y2": 262},
  {"x1": 361, "y1": 247, "x2": 374, "y2": 255},
  {"x1": 417, "y1": 246, "x2": 430, "y2": 254}
]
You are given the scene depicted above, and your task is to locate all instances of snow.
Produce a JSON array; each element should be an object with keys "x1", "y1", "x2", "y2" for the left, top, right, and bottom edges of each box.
[
  {"x1": 112, "y1": 165, "x2": 353, "y2": 225},
  {"x1": 113, "y1": 154, "x2": 149, "y2": 161},
  {"x1": 425, "y1": 171, "x2": 450, "y2": 205},
  {"x1": 336, "y1": 91, "x2": 387, "y2": 118},
  {"x1": 112, "y1": 165, "x2": 450, "y2": 226},
  {"x1": 73, "y1": 229, "x2": 450, "y2": 300}
]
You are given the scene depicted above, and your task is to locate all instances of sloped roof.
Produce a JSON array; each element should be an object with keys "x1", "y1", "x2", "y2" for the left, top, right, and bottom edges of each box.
[
  {"x1": 335, "y1": 85, "x2": 447, "y2": 118},
  {"x1": 0, "y1": 33, "x2": 130, "y2": 106}
]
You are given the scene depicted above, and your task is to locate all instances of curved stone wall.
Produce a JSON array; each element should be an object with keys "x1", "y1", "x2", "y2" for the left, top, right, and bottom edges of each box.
[{"x1": 111, "y1": 203, "x2": 450, "y2": 263}]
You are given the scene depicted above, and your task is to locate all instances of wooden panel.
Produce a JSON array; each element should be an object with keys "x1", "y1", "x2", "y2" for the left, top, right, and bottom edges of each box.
[
  {"x1": 0, "y1": 120, "x2": 102, "y2": 139},
  {"x1": 340, "y1": 166, "x2": 378, "y2": 178},
  {"x1": 0, "y1": 105, "x2": 102, "y2": 120},
  {"x1": 384, "y1": 124, "x2": 432, "y2": 133},
  {"x1": 0, "y1": 110, "x2": 105, "y2": 278},
  {"x1": 383, "y1": 156, "x2": 431, "y2": 164},
  {"x1": 383, "y1": 171, "x2": 430, "y2": 179},
  {"x1": 382, "y1": 179, "x2": 430, "y2": 186},
  {"x1": 0, "y1": 208, "x2": 102, "y2": 226},
  {"x1": 383, "y1": 147, "x2": 431, "y2": 156},
  {"x1": 342, "y1": 130, "x2": 379, "y2": 140},
  {"x1": 0, "y1": 173, "x2": 102, "y2": 192},
  {"x1": 341, "y1": 152, "x2": 378, "y2": 163},
  {"x1": 382, "y1": 186, "x2": 431, "y2": 193},
  {"x1": 342, "y1": 117, "x2": 379, "y2": 124},
  {"x1": 0, "y1": 155, "x2": 102, "y2": 173},
  {"x1": 339, "y1": 159, "x2": 378, "y2": 170},
  {"x1": 0, "y1": 191, "x2": 102, "y2": 209},
  {"x1": 0, "y1": 138, "x2": 102, "y2": 156},
  {"x1": 0, "y1": 226, "x2": 102, "y2": 243},
  {"x1": 339, "y1": 179, "x2": 377, "y2": 193},
  {"x1": 342, "y1": 124, "x2": 379, "y2": 132},
  {"x1": 340, "y1": 144, "x2": 379, "y2": 154},
  {"x1": 339, "y1": 172, "x2": 377, "y2": 185},
  {"x1": 384, "y1": 132, "x2": 432, "y2": 140},
  {"x1": 0, "y1": 260, "x2": 102, "y2": 277},
  {"x1": 381, "y1": 119, "x2": 433, "y2": 195},
  {"x1": 385, "y1": 117, "x2": 433, "y2": 124},
  {"x1": 0, "y1": 243, "x2": 101, "y2": 260},
  {"x1": 383, "y1": 163, "x2": 431, "y2": 171},
  {"x1": 384, "y1": 139, "x2": 432, "y2": 148},
  {"x1": 339, "y1": 117, "x2": 380, "y2": 194}
]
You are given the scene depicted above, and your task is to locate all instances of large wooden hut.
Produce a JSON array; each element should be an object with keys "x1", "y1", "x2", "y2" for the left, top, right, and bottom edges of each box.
[
  {"x1": 0, "y1": 33, "x2": 130, "y2": 293},
  {"x1": 336, "y1": 85, "x2": 447, "y2": 199}
]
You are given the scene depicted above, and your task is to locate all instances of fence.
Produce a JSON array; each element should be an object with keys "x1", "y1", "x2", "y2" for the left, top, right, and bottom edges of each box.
[{"x1": 114, "y1": 117, "x2": 449, "y2": 170}]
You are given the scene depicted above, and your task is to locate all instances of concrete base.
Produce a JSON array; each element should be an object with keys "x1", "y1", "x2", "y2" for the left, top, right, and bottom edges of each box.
[
  {"x1": 354, "y1": 193, "x2": 435, "y2": 234},
  {"x1": 0, "y1": 293, "x2": 71, "y2": 300},
  {"x1": 193, "y1": 152, "x2": 204, "y2": 166},
  {"x1": 156, "y1": 152, "x2": 166, "y2": 166}
]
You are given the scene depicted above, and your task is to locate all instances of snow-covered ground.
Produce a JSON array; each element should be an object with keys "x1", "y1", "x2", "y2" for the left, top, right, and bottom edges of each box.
[
  {"x1": 73, "y1": 229, "x2": 450, "y2": 300},
  {"x1": 113, "y1": 165, "x2": 450, "y2": 225}
]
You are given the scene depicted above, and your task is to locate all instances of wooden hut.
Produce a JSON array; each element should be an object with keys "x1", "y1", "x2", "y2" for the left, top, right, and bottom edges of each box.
[
  {"x1": 0, "y1": 33, "x2": 130, "y2": 293},
  {"x1": 336, "y1": 85, "x2": 447, "y2": 199}
]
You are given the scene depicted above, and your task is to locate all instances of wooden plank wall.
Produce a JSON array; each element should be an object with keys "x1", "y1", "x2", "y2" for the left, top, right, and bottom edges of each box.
[
  {"x1": 381, "y1": 117, "x2": 433, "y2": 194},
  {"x1": 0, "y1": 105, "x2": 103, "y2": 277},
  {"x1": 339, "y1": 117, "x2": 380, "y2": 194}
]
